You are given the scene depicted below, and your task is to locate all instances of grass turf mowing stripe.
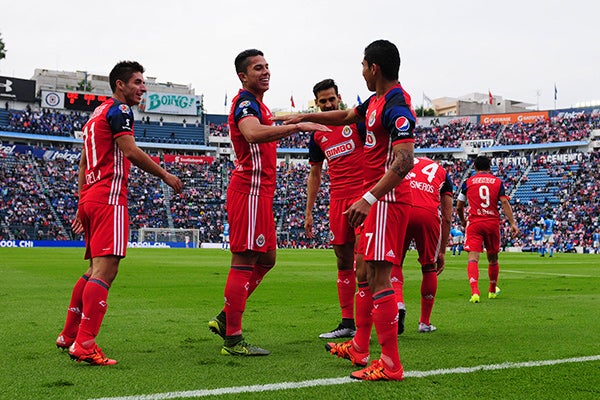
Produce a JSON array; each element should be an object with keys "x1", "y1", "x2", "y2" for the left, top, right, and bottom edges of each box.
[{"x1": 89, "y1": 355, "x2": 600, "y2": 400}]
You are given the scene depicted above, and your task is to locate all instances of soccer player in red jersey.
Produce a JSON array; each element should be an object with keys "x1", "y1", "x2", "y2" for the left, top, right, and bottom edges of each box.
[
  {"x1": 392, "y1": 157, "x2": 453, "y2": 334},
  {"x1": 456, "y1": 155, "x2": 519, "y2": 303},
  {"x1": 306, "y1": 79, "x2": 364, "y2": 339},
  {"x1": 276, "y1": 39, "x2": 415, "y2": 381},
  {"x1": 56, "y1": 61, "x2": 182, "y2": 365},
  {"x1": 208, "y1": 49, "x2": 328, "y2": 356}
]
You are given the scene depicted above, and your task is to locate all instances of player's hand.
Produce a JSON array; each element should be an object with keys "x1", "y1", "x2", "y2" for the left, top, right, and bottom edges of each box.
[
  {"x1": 510, "y1": 223, "x2": 520, "y2": 237},
  {"x1": 296, "y1": 122, "x2": 331, "y2": 133},
  {"x1": 436, "y1": 253, "x2": 446, "y2": 275},
  {"x1": 272, "y1": 114, "x2": 303, "y2": 124},
  {"x1": 343, "y1": 198, "x2": 371, "y2": 228},
  {"x1": 164, "y1": 173, "x2": 183, "y2": 194},
  {"x1": 304, "y1": 213, "x2": 315, "y2": 238},
  {"x1": 71, "y1": 211, "x2": 84, "y2": 235}
]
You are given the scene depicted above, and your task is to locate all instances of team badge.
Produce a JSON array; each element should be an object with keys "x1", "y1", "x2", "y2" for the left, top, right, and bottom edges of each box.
[
  {"x1": 239, "y1": 100, "x2": 251, "y2": 108},
  {"x1": 119, "y1": 104, "x2": 131, "y2": 113},
  {"x1": 342, "y1": 125, "x2": 352, "y2": 138},
  {"x1": 368, "y1": 110, "x2": 377, "y2": 127},
  {"x1": 365, "y1": 131, "x2": 376, "y2": 149},
  {"x1": 256, "y1": 234, "x2": 265, "y2": 247},
  {"x1": 395, "y1": 116, "x2": 411, "y2": 132}
]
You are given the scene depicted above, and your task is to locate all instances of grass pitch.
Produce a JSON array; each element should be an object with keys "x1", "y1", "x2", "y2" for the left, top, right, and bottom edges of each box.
[{"x1": 1, "y1": 248, "x2": 599, "y2": 399}]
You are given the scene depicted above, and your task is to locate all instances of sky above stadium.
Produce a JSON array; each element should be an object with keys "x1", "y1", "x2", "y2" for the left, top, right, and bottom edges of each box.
[{"x1": 1, "y1": 0, "x2": 599, "y2": 114}]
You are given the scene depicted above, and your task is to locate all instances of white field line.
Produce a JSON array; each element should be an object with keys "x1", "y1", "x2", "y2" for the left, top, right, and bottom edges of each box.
[
  {"x1": 502, "y1": 269, "x2": 598, "y2": 278},
  {"x1": 90, "y1": 355, "x2": 600, "y2": 400}
]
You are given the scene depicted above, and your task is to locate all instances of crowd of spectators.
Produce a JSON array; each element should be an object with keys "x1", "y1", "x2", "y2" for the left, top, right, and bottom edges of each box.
[{"x1": 5, "y1": 107, "x2": 88, "y2": 137}]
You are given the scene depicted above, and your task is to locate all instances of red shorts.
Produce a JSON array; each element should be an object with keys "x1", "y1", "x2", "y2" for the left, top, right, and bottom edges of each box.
[
  {"x1": 79, "y1": 201, "x2": 128, "y2": 259},
  {"x1": 403, "y1": 207, "x2": 441, "y2": 266},
  {"x1": 464, "y1": 219, "x2": 500, "y2": 254},
  {"x1": 226, "y1": 188, "x2": 276, "y2": 253},
  {"x1": 329, "y1": 196, "x2": 360, "y2": 245},
  {"x1": 358, "y1": 201, "x2": 410, "y2": 264}
]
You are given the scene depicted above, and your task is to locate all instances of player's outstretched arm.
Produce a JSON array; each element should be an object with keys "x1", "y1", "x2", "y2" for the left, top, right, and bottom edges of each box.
[
  {"x1": 238, "y1": 117, "x2": 330, "y2": 143},
  {"x1": 273, "y1": 109, "x2": 360, "y2": 127},
  {"x1": 116, "y1": 135, "x2": 182, "y2": 193}
]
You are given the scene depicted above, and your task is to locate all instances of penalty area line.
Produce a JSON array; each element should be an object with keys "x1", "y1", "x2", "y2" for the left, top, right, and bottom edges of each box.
[{"x1": 90, "y1": 355, "x2": 600, "y2": 400}]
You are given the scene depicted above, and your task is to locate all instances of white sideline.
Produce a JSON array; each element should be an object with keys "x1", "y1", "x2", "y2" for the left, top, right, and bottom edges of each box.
[
  {"x1": 502, "y1": 269, "x2": 598, "y2": 278},
  {"x1": 90, "y1": 355, "x2": 600, "y2": 400}
]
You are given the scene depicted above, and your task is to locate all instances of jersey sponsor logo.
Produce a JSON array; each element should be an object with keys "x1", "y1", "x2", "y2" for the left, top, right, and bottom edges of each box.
[
  {"x1": 395, "y1": 116, "x2": 411, "y2": 132},
  {"x1": 342, "y1": 125, "x2": 353, "y2": 137},
  {"x1": 365, "y1": 131, "x2": 376, "y2": 149},
  {"x1": 239, "y1": 100, "x2": 251, "y2": 108},
  {"x1": 324, "y1": 139, "x2": 355, "y2": 160},
  {"x1": 119, "y1": 104, "x2": 131, "y2": 114},
  {"x1": 256, "y1": 234, "x2": 265, "y2": 247},
  {"x1": 368, "y1": 110, "x2": 377, "y2": 127}
]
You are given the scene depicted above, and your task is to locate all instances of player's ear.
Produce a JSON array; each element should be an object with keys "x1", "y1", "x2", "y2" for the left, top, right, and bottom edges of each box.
[{"x1": 237, "y1": 71, "x2": 247, "y2": 84}]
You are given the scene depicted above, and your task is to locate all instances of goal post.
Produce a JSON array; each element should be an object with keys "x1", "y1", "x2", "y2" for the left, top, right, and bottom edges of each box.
[{"x1": 138, "y1": 227, "x2": 200, "y2": 248}]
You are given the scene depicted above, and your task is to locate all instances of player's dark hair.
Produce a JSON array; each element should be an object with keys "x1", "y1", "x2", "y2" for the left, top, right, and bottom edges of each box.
[
  {"x1": 364, "y1": 40, "x2": 400, "y2": 81},
  {"x1": 312, "y1": 79, "x2": 338, "y2": 98},
  {"x1": 235, "y1": 49, "x2": 264, "y2": 74},
  {"x1": 474, "y1": 155, "x2": 491, "y2": 171},
  {"x1": 109, "y1": 61, "x2": 145, "y2": 92}
]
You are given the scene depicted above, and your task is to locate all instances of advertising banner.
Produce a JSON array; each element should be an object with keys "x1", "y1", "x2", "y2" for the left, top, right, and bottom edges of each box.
[
  {"x1": 479, "y1": 111, "x2": 549, "y2": 125},
  {"x1": 0, "y1": 75, "x2": 37, "y2": 102},
  {"x1": 41, "y1": 90, "x2": 65, "y2": 109},
  {"x1": 163, "y1": 154, "x2": 214, "y2": 164},
  {"x1": 139, "y1": 92, "x2": 201, "y2": 115},
  {"x1": 417, "y1": 115, "x2": 477, "y2": 127}
]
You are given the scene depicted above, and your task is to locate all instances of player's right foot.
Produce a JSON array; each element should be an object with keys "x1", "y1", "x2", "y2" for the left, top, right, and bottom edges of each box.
[
  {"x1": 221, "y1": 340, "x2": 270, "y2": 356},
  {"x1": 350, "y1": 359, "x2": 404, "y2": 381},
  {"x1": 488, "y1": 286, "x2": 501, "y2": 299},
  {"x1": 208, "y1": 313, "x2": 226, "y2": 339},
  {"x1": 319, "y1": 323, "x2": 356, "y2": 339},
  {"x1": 56, "y1": 334, "x2": 74, "y2": 350},
  {"x1": 325, "y1": 340, "x2": 369, "y2": 367},
  {"x1": 69, "y1": 342, "x2": 117, "y2": 365},
  {"x1": 469, "y1": 294, "x2": 480, "y2": 303},
  {"x1": 418, "y1": 322, "x2": 437, "y2": 333}
]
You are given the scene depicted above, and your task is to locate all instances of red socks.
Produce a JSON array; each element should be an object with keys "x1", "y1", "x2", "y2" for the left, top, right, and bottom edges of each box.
[
  {"x1": 488, "y1": 262, "x2": 499, "y2": 293},
  {"x1": 337, "y1": 269, "x2": 356, "y2": 320},
  {"x1": 353, "y1": 282, "x2": 372, "y2": 352},
  {"x1": 224, "y1": 265, "x2": 253, "y2": 336},
  {"x1": 75, "y1": 278, "x2": 110, "y2": 347},
  {"x1": 468, "y1": 260, "x2": 480, "y2": 295},
  {"x1": 247, "y1": 264, "x2": 272, "y2": 297},
  {"x1": 420, "y1": 270, "x2": 437, "y2": 325},
  {"x1": 372, "y1": 289, "x2": 401, "y2": 371},
  {"x1": 390, "y1": 265, "x2": 405, "y2": 309},
  {"x1": 61, "y1": 274, "x2": 89, "y2": 339}
]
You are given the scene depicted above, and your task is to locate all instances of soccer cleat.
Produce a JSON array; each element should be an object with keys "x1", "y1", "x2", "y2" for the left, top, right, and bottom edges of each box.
[
  {"x1": 56, "y1": 334, "x2": 74, "y2": 350},
  {"x1": 69, "y1": 342, "x2": 117, "y2": 365},
  {"x1": 398, "y1": 308, "x2": 406, "y2": 335},
  {"x1": 319, "y1": 323, "x2": 356, "y2": 339},
  {"x1": 489, "y1": 286, "x2": 501, "y2": 299},
  {"x1": 418, "y1": 322, "x2": 437, "y2": 333},
  {"x1": 221, "y1": 340, "x2": 271, "y2": 356},
  {"x1": 469, "y1": 294, "x2": 480, "y2": 303},
  {"x1": 208, "y1": 314, "x2": 226, "y2": 339},
  {"x1": 325, "y1": 340, "x2": 369, "y2": 367},
  {"x1": 350, "y1": 359, "x2": 404, "y2": 381}
]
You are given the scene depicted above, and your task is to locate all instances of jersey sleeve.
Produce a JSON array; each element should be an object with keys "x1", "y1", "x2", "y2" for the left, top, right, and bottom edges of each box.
[
  {"x1": 382, "y1": 90, "x2": 415, "y2": 145},
  {"x1": 457, "y1": 181, "x2": 468, "y2": 202},
  {"x1": 233, "y1": 95, "x2": 261, "y2": 124},
  {"x1": 106, "y1": 102, "x2": 134, "y2": 137},
  {"x1": 308, "y1": 132, "x2": 325, "y2": 164},
  {"x1": 498, "y1": 180, "x2": 508, "y2": 199},
  {"x1": 354, "y1": 94, "x2": 374, "y2": 118},
  {"x1": 440, "y1": 172, "x2": 454, "y2": 196}
]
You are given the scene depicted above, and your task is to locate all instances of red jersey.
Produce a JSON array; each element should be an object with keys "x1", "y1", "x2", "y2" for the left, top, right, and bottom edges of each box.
[
  {"x1": 408, "y1": 157, "x2": 453, "y2": 214},
  {"x1": 228, "y1": 89, "x2": 277, "y2": 196},
  {"x1": 457, "y1": 171, "x2": 508, "y2": 221},
  {"x1": 308, "y1": 124, "x2": 365, "y2": 200},
  {"x1": 79, "y1": 98, "x2": 135, "y2": 206},
  {"x1": 354, "y1": 84, "x2": 416, "y2": 204}
]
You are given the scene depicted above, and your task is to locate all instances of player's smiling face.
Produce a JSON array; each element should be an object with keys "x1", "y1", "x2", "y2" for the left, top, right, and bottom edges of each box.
[
  {"x1": 240, "y1": 55, "x2": 270, "y2": 94},
  {"x1": 315, "y1": 87, "x2": 340, "y2": 112},
  {"x1": 119, "y1": 72, "x2": 147, "y2": 106}
]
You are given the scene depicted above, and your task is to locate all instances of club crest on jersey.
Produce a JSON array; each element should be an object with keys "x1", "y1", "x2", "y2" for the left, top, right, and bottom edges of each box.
[
  {"x1": 395, "y1": 116, "x2": 411, "y2": 132},
  {"x1": 239, "y1": 100, "x2": 251, "y2": 108},
  {"x1": 368, "y1": 110, "x2": 377, "y2": 127},
  {"x1": 256, "y1": 234, "x2": 265, "y2": 247},
  {"x1": 365, "y1": 131, "x2": 376, "y2": 149},
  {"x1": 119, "y1": 104, "x2": 131, "y2": 114},
  {"x1": 324, "y1": 139, "x2": 355, "y2": 160},
  {"x1": 342, "y1": 125, "x2": 353, "y2": 137}
]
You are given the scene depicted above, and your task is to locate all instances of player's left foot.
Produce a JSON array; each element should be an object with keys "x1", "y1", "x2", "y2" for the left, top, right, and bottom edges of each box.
[
  {"x1": 418, "y1": 322, "x2": 437, "y2": 333},
  {"x1": 221, "y1": 339, "x2": 270, "y2": 356},
  {"x1": 488, "y1": 286, "x2": 501, "y2": 299},
  {"x1": 350, "y1": 359, "x2": 404, "y2": 381},
  {"x1": 56, "y1": 334, "x2": 74, "y2": 350},
  {"x1": 469, "y1": 294, "x2": 480, "y2": 303},
  {"x1": 319, "y1": 323, "x2": 356, "y2": 339},
  {"x1": 69, "y1": 342, "x2": 117, "y2": 365}
]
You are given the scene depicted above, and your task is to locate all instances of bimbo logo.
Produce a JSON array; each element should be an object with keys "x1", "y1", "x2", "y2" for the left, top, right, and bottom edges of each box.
[{"x1": 324, "y1": 140, "x2": 355, "y2": 160}]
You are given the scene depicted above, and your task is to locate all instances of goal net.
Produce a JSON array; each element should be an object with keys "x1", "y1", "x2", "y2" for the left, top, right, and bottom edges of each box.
[{"x1": 138, "y1": 228, "x2": 200, "y2": 248}]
